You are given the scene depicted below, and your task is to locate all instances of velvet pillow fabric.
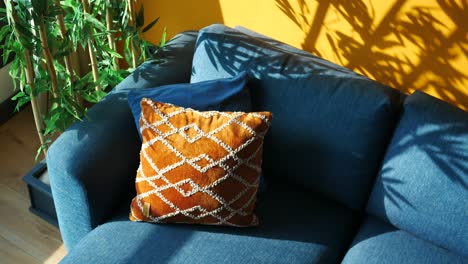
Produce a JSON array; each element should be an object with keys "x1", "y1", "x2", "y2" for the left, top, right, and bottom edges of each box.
[
  {"x1": 130, "y1": 99, "x2": 272, "y2": 226},
  {"x1": 127, "y1": 71, "x2": 252, "y2": 138}
]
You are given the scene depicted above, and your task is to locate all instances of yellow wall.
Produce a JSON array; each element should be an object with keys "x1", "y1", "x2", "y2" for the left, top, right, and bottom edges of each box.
[{"x1": 140, "y1": 0, "x2": 468, "y2": 110}]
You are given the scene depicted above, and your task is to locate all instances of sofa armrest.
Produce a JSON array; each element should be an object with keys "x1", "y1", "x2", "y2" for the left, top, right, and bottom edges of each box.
[{"x1": 47, "y1": 31, "x2": 198, "y2": 250}]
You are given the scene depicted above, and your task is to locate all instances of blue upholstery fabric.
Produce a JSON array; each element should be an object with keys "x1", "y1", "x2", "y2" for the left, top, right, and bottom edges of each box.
[
  {"x1": 367, "y1": 91, "x2": 468, "y2": 257},
  {"x1": 62, "y1": 185, "x2": 360, "y2": 264},
  {"x1": 342, "y1": 215, "x2": 468, "y2": 264},
  {"x1": 47, "y1": 31, "x2": 199, "y2": 250},
  {"x1": 127, "y1": 71, "x2": 251, "y2": 137},
  {"x1": 191, "y1": 24, "x2": 402, "y2": 210},
  {"x1": 114, "y1": 31, "x2": 198, "y2": 93}
]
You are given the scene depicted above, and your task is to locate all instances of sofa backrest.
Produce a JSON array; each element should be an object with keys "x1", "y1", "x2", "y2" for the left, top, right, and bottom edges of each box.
[
  {"x1": 191, "y1": 24, "x2": 403, "y2": 210},
  {"x1": 367, "y1": 91, "x2": 468, "y2": 257}
]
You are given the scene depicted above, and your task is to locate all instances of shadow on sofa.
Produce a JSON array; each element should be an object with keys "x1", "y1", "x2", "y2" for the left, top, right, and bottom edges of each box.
[{"x1": 375, "y1": 120, "x2": 468, "y2": 212}]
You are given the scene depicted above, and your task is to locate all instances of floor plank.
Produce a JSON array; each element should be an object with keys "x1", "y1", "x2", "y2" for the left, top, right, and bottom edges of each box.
[
  {"x1": 0, "y1": 107, "x2": 40, "y2": 197},
  {"x1": 0, "y1": 184, "x2": 65, "y2": 262},
  {"x1": 0, "y1": 107, "x2": 66, "y2": 263},
  {"x1": 0, "y1": 236, "x2": 40, "y2": 264}
]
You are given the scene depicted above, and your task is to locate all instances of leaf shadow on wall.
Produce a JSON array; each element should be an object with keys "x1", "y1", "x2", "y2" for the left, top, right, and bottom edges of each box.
[{"x1": 276, "y1": 0, "x2": 468, "y2": 109}]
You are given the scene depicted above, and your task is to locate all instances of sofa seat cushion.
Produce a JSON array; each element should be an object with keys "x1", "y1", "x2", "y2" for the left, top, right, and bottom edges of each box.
[
  {"x1": 63, "y1": 186, "x2": 360, "y2": 264},
  {"x1": 342, "y1": 216, "x2": 468, "y2": 264}
]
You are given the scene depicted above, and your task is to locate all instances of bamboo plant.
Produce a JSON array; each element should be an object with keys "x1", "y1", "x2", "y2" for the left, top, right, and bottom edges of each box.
[
  {"x1": 0, "y1": 0, "x2": 163, "y2": 159},
  {"x1": 120, "y1": 0, "x2": 166, "y2": 68}
]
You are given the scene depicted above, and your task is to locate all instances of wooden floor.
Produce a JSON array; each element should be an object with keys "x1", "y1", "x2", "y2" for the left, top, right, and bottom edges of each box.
[{"x1": 0, "y1": 107, "x2": 66, "y2": 264}]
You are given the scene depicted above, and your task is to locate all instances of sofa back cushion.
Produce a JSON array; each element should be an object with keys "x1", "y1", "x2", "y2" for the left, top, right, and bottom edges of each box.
[
  {"x1": 367, "y1": 91, "x2": 468, "y2": 257},
  {"x1": 191, "y1": 24, "x2": 402, "y2": 210}
]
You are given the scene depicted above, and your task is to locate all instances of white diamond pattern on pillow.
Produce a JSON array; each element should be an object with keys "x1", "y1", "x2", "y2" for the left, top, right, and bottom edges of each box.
[{"x1": 130, "y1": 99, "x2": 271, "y2": 226}]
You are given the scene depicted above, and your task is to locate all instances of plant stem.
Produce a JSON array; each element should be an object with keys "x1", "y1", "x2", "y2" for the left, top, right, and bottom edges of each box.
[
  {"x1": 106, "y1": 0, "x2": 119, "y2": 70},
  {"x1": 38, "y1": 19, "x2": 60, "y2": 99},
  {"x1": 54, "y1": 0, "x2": 75, "y2": 83},
  {"x1": 54, "y1": 0, "x2": 82, "y2": 105},
  {"x1": 127, "y1": 0, "x2": 138, "y2": 68},
  {"x1": 81, "y1": 0, "x2": 101, "y2": 91},
  {"x1": 27, "y1": 51, "x2": 48, "y2": 156},
  {"x1": 7, "y1": 0, "x2": 47, "y2": 155}
]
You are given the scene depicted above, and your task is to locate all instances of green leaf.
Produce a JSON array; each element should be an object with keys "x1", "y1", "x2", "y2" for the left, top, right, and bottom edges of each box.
[
  {"x1": 15, "y1": 21, "x2": 35, "y2": 41},
  {"x1": 80, "y1": 24, "x2": 90, "y2": 47},
  {"x1": 54, "y1": 37, "x2": 72, "y2": 59},
  {"x1": 14, "y1": 22, "x2": 36, "y2": 50},
  {"x1": 2, "y1": 48, "x2": 13, "y2": 66},
  {"x1": 84, "y1": 13, "x2": 107, "y2": 32},
  {"x1": 93, "y1": 90, "x2": 107, "y2": 101},
  {"x1": 12, "y1": 91, "x2": 27, "y2": 100},
  {"x1": 61, "y1": 97, "x2": 82, "y2": 120},
  {"x1": 8, "y1": 57, "x2": 20, "y2": 80},
  {"x1": 49, "y1": 101, "x2": 60, "y2": 112},
  {"x1": 14, "y1": 97, "x2": 31, "y2": 111},
  {"x1": 135, "y1": 6, "x2": 144, "y2": 28},
  {"x1": 0, "y1": 25, "x2": 11, "y2": 43},
  {"x1": 159, "y1": 26, "x2": 167, "y2": 47},
  {"x1": 4, "y1": 1, "x2": 13, "y2": 25},
  {"x1": 101, "y1": 44, "x2": 123, "y2": 58},
  {"x1": 124, "y1": 36, "x2": 132, "y2": 66},
  {"x1": 17, "y1": 68, "x2": 26, "y2": 91},
  {"x1": 142, "y1": 16, "x2": 159, "y2": 33},
  {"x1": 47, "y1": 5, "x2": 64, "y2": 17},
  {"x1": 78, "y1": 89, "x2": 107, "y2": 103},
  {"x1": 35, "y1": 143, "x2": 47, "y2": 161},
  {"x1": 44, "y1": 110, "x2": 60, "y2": 135},
  {"x1": 16, "y1": 0, "x2": 33, "y2": 10},
  {"x1": 121, "y1": 5, "x2": 129, "y2": 27},
  {"x1": 31, "y1": 0, "x2": 49, "y2": 16}
]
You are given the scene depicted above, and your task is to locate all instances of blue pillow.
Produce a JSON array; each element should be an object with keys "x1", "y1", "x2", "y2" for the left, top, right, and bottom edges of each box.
[{"x1": 127, "y1": 71, "x2": 251, "y2": 137}]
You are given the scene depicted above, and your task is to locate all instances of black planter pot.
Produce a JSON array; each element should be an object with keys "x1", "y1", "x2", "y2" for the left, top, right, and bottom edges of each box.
[{"x1": 22, "y1": 160, "x2": 58, "y2": 227}]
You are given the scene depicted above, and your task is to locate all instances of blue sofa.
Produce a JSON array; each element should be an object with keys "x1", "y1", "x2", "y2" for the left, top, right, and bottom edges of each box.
[{"x1": 48, "y1": 24, "x2": 468, "y2": 263}]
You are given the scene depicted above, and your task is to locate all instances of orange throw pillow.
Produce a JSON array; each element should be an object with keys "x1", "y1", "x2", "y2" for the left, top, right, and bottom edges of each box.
[{"x1": 130, "y1": 99, "x2": 272, "y2": 227}]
